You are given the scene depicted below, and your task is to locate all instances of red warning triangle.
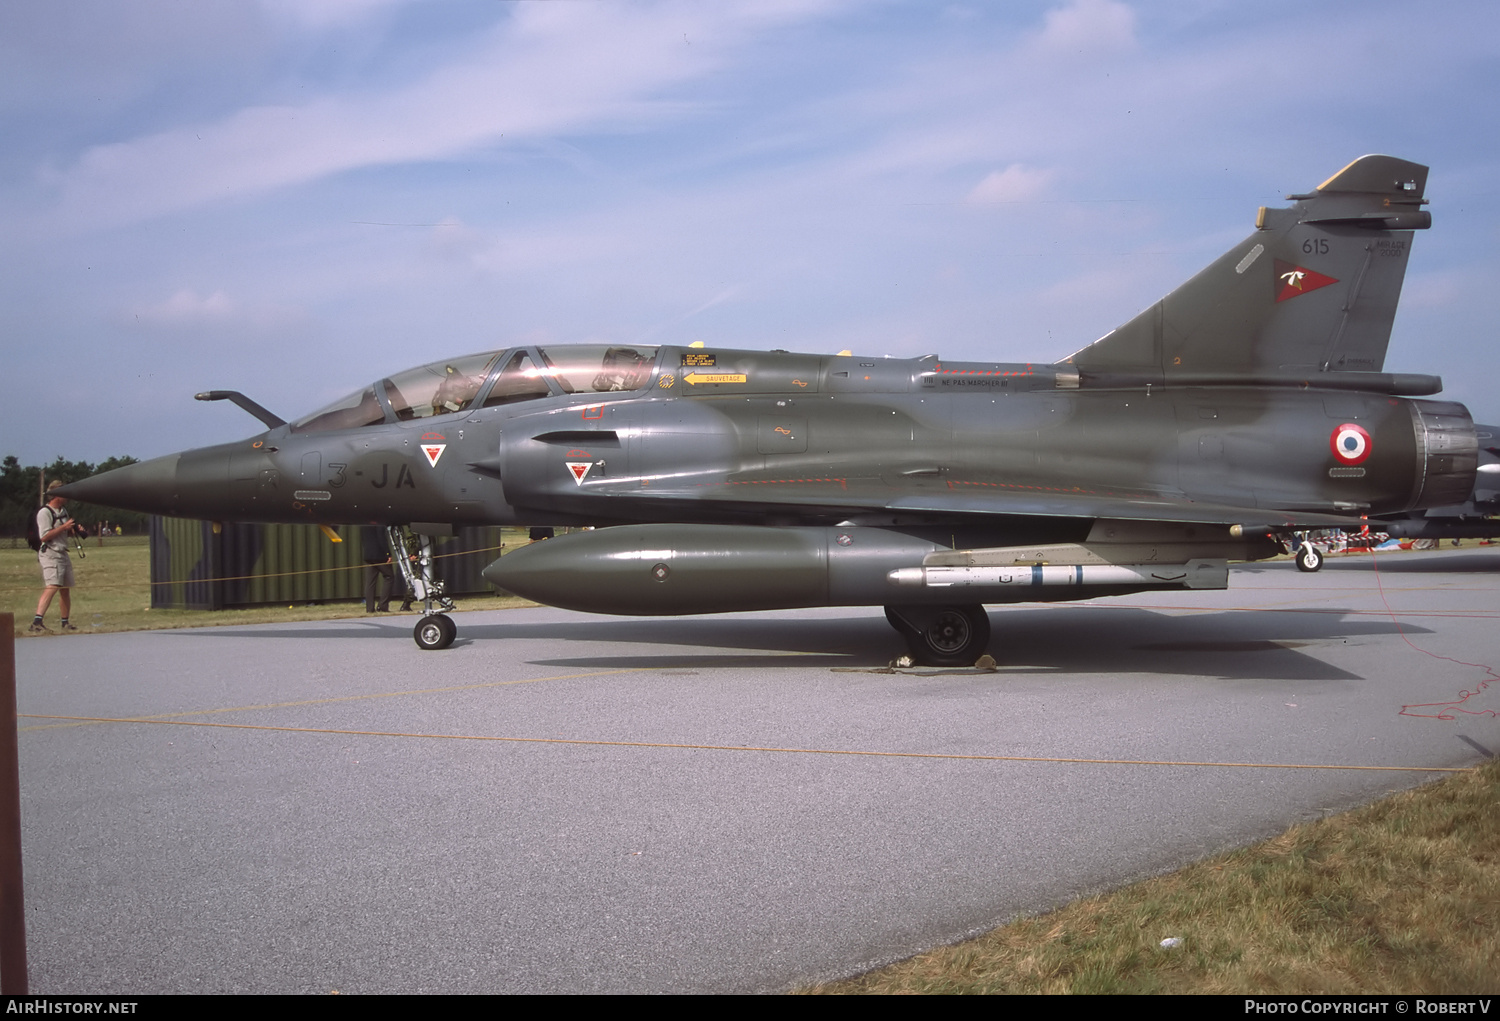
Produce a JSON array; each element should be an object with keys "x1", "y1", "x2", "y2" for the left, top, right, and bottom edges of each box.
[
  {"x1": 421, "y1": 444, "x2": 446, "y2": 468},
  {"x1": 565, "y1": 461, "x2": 592, "y2": 485},
  {"x1": 1273, "y1": 259, "x2": 1339, "y2": 302}
]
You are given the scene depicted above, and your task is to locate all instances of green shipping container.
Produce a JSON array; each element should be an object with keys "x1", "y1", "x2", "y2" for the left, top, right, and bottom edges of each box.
[{"x1": 149, "y1": 517, "x2": 509, "y2": 610}]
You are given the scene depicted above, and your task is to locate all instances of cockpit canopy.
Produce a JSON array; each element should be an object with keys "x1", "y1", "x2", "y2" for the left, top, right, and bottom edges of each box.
[{"x1": 289, "y1": 345, "x2": 657, "y2": 434}]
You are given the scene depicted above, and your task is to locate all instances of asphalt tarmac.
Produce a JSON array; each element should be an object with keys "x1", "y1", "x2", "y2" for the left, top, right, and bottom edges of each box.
[{"x1": 13, "y1": 549, "x2": 1500, "y2": 993}]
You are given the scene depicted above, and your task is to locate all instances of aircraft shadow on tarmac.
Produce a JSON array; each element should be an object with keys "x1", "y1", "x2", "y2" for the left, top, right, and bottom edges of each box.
[
  {"x1": 1324, "y1": 552, "x2": 1500, "y2": 574},
  {"x1": 514, "y1": 608, "x2": 1418, "y2": 681},
  {"x1": 182, "y1": 605, "x2": 1428, "y2": 682}
]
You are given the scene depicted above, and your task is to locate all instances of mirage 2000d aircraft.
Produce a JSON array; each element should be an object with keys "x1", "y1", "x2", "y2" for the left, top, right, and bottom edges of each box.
[{"x1": 60, "y1": 155, "x2": 1479, "y2": 664}]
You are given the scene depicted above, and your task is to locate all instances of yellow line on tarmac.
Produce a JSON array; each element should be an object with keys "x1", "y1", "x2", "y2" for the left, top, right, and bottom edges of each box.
[{"x1": 15, "y1": 714, "x2": 1474, "y2": 773}]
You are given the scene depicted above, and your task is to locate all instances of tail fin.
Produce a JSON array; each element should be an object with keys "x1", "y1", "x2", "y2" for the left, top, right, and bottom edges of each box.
[{"x1": 1061, "y1": 155, "x2": 1431, "y2": 384}]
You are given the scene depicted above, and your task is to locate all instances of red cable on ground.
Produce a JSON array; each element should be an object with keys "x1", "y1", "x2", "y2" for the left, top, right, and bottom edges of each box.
[{"x1": 1368, "y1": 546, "x2": 1499, "y2": 720}]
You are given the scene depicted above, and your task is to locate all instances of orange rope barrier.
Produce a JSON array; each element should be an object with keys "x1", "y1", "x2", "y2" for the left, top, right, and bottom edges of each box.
[{"x1": 147, "y1": 542, "x2": 506, "y2": 588}]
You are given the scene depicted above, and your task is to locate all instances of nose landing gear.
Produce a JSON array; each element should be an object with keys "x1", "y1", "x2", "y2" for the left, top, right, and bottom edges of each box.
[{"x1": 389, "y1": 525, "x2": 458, "y2": 650}]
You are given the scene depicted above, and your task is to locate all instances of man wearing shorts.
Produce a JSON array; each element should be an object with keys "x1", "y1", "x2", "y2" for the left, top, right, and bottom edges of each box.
[{"x1": 30, "y1": 480, "x2": 82, "y2": 634}]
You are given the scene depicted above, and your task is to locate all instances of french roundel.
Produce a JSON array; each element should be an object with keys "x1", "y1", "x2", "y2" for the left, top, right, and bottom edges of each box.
[{"x1": 1329, "y1": 423, "x2": 1371, "y2": 465}]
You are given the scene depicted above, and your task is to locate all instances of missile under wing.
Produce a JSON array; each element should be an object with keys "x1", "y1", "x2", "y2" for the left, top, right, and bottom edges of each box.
[{"x1": 59, "y1": 155, "x2": 1479, "y2": 663}]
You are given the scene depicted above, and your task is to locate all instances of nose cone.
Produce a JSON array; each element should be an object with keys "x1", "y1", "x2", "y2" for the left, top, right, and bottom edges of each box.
[
  {"x1": 56, "y1": 441, "x2": 236, "y2": 518},
  {"x1": 55, "y1": 453, "x2": 184, "y2": 516}
]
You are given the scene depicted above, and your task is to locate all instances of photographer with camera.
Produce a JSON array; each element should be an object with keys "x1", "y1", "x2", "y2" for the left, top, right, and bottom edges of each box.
[{"x1": 29, "y1": 480, "x2": 86, "y2": 634}]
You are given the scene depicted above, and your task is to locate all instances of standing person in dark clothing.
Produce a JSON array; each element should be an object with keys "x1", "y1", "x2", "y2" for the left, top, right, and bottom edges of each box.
[{"x1": 362, "y1": 527, "x2": 406, "y2": 613}]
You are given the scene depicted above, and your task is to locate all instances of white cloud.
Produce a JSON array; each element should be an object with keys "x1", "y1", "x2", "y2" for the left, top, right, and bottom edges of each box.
[
  {"x1": 1032, "y1": 0, "x2": 1137, "y2": 55},
  {"x1": 45, "y1": 2, "x2": 838, "y2": 231},
  {"x1": 1402, "y1": 270, "x2": 1471, "y2": 310},
  {"x1": 423, "y1": 217, "x2": 491, "y2": 263},
  {"x1": 635, "y1": 284, "x2": 750, "y2": 342},
  {"x1": 967, "y1": 164, "x2": 1054, "y2": 204},
  {"x1": 466, "y1": 225, "x2": 634, "y2": 278},
  {"x1": 121, "y1": 288, "x2": 313, "y2": 333},
  {"x1": 1037, "y1": 264, "x2": 1161, "y2": 309},
  {"x1": 129, "y1": 289, "x2": 239, "y2": 325},
  {"x1": 257, "y1": 0, "x2": 410, "y2": 31}
]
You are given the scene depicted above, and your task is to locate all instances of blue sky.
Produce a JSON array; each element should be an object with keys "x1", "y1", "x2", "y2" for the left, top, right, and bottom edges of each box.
[{"x1": 4, "y1": 0, "x2": 1498, "y2": 464}]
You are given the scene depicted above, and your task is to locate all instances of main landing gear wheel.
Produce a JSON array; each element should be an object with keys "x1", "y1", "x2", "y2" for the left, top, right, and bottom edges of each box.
[
  {"x1": 885, "y1": 604, "x2": 992, "y2": 667},
  {"x1": 414, "y1": 614, "x2": 457, "y2": 650},
  {"x1": 1296, "y1": 544, "x2": 1324, "y2": 572}
]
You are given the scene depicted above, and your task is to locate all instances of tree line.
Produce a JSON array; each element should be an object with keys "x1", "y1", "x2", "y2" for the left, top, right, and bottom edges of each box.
[{"x1": 1, "y1": 455, "x2": 149, "y2": 537}]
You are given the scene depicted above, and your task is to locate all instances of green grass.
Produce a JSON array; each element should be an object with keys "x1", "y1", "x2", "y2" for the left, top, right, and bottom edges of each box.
[
  {"x1": 4, "y1": 538, "x2": 535, "y2": 636},
  {"x1": 809, "y1": 758, "x2": 1500, "y2": 994}
]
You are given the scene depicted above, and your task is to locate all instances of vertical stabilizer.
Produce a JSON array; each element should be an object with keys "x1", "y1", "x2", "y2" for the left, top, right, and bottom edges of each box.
[{"x1": 1061, "y1": 155, "x2": 1430, "y2": 380}]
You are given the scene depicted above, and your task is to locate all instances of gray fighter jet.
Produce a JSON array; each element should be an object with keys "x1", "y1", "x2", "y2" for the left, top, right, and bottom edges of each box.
[{"x1": 60, "y1": 155, "x2": 1479, "y2": 663}]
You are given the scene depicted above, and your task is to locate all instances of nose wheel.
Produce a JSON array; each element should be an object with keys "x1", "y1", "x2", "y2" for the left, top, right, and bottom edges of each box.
[
  {"x1": 414, "y1": 614, "x2": 457, "y2": 651},
  {"x1": 1295, "y1": 543, "x2": 1324, "y2": 572}
]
